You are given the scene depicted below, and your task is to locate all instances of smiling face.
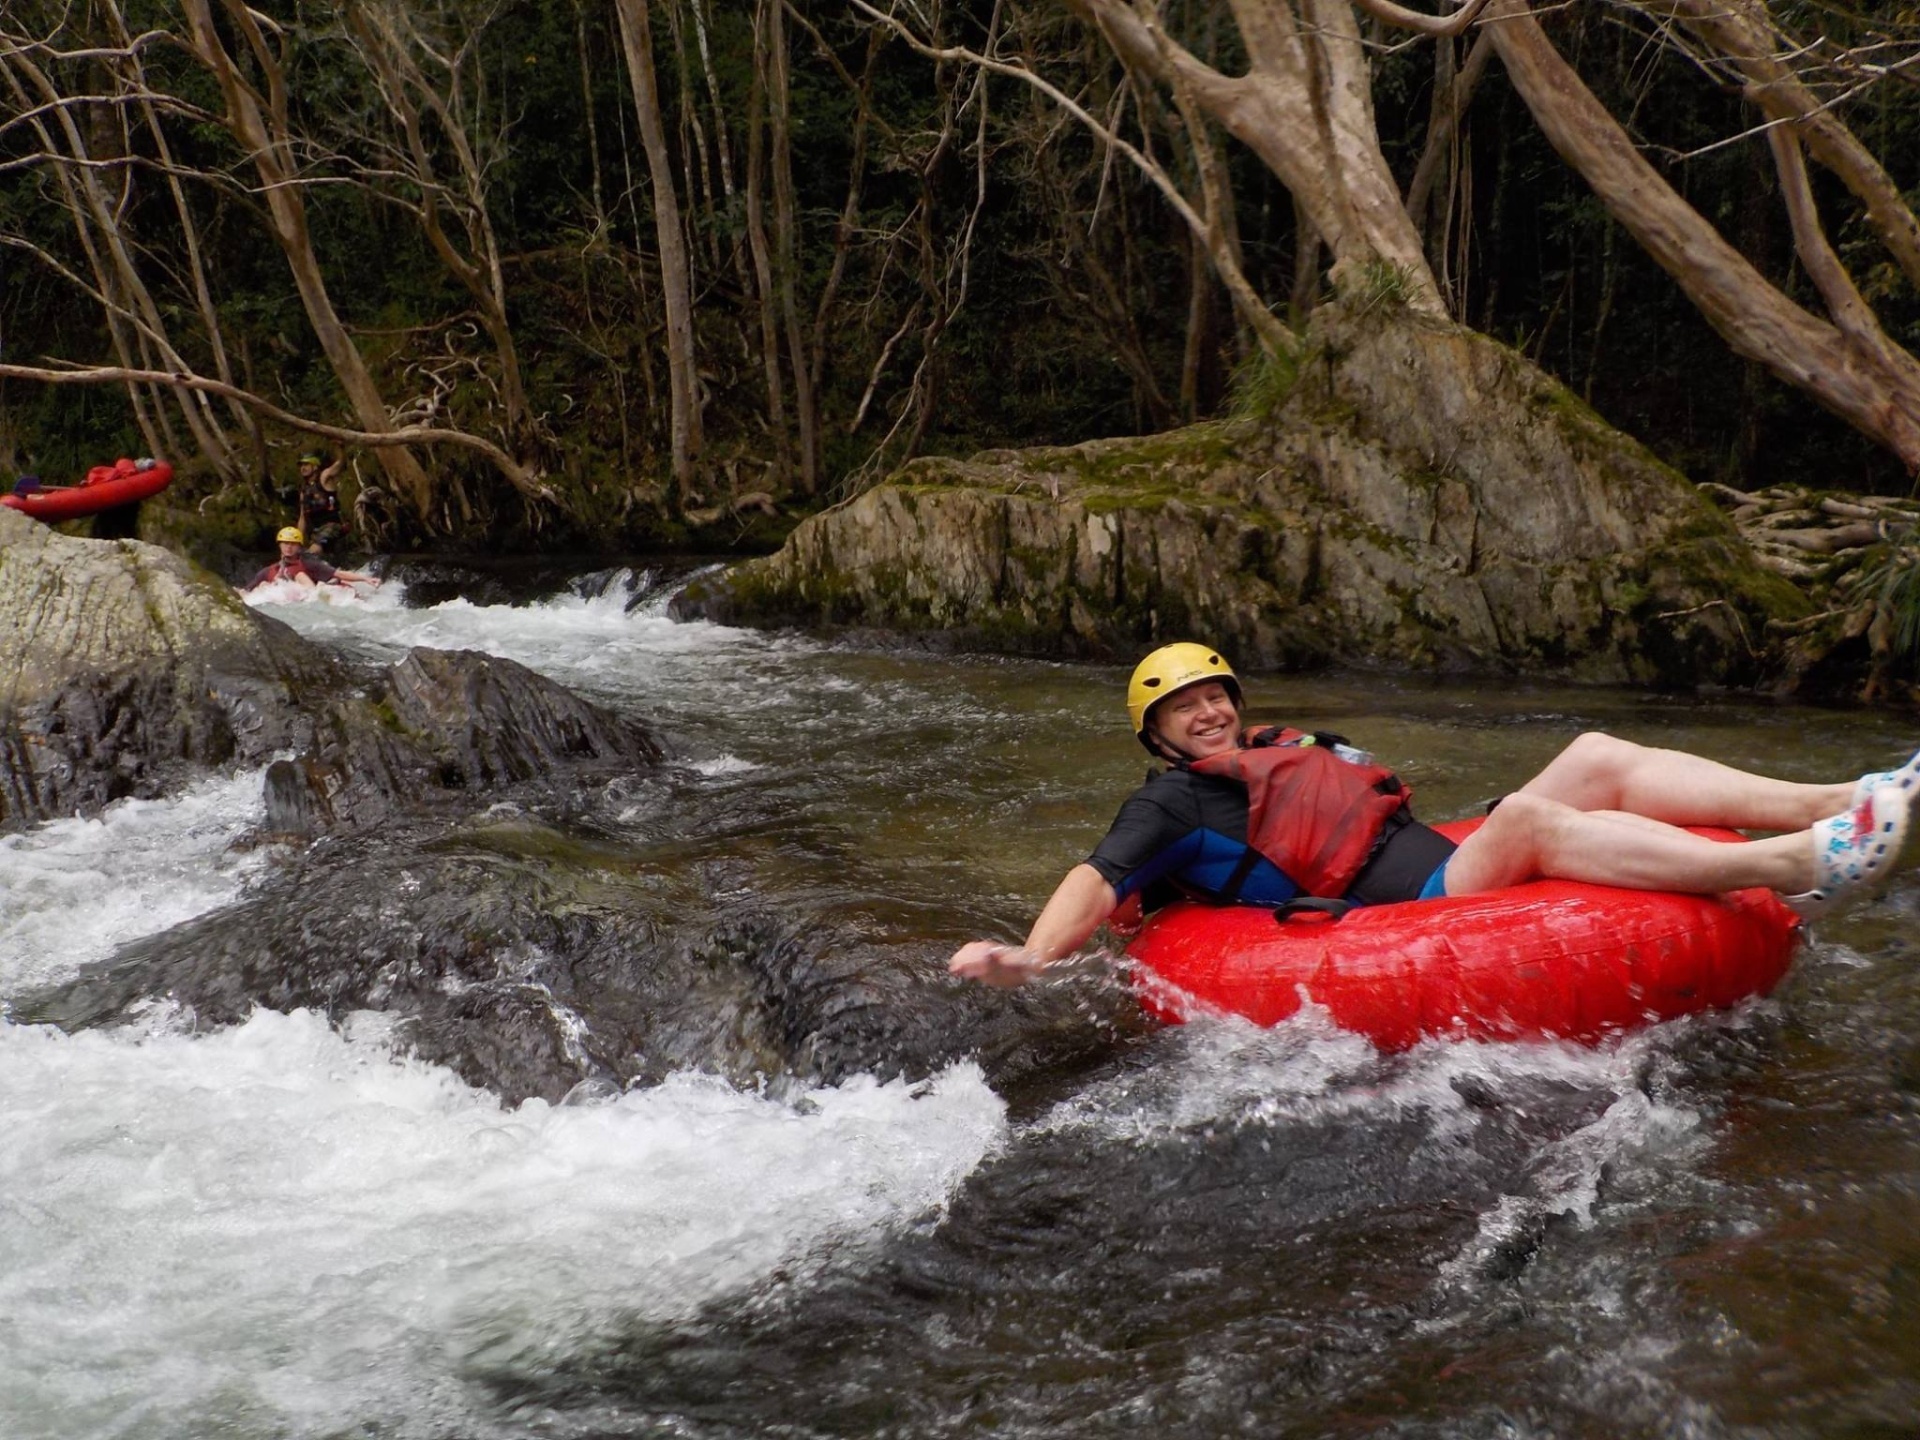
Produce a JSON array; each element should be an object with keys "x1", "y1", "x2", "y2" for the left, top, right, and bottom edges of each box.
[{"x1": 1145, "y1": 680, "x2": 1239, "y2": 760}]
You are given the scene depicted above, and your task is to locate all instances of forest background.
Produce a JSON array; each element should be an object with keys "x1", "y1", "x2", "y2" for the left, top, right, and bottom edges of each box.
[{"x1": 2, "y1": 0, "x2": 1918, "y2": 558}]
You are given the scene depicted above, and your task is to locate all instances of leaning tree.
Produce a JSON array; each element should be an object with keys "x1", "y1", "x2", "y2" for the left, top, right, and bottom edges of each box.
[{"x1": 858, "y1": 0, "x2": 1920, "y2": 473}]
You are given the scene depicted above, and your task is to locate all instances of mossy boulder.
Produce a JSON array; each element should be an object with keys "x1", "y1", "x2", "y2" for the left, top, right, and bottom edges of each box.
[{"x1": 677, "y1": 304, "x2": 1806, "y2": 686}]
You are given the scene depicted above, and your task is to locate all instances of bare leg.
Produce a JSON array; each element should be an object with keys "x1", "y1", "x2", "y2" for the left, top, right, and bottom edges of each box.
[
  {"x1": 1443, "y1": 793, "x2": 1816, "y2": 897},
  {"x1": 1516, "y1": 732, "x2": 1851, "y2": 831}
]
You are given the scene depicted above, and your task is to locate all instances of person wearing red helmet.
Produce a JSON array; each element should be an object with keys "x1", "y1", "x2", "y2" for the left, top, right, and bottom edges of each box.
[{"x1": 950, "y1": 641, "x2": 1915, "y2": 987}]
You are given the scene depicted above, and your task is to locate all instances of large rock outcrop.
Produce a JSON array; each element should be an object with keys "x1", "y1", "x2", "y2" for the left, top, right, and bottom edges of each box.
[
  {"x1": 0, "y1": 509, "x2": 661, "y2": 832},
  {"x1": 678, "y1": 306, "x2": 1805, "y2": 685}
]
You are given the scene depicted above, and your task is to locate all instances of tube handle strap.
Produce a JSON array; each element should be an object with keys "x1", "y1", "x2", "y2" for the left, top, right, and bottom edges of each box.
[{"x1": 1273, "y1": 897, "x2": 1354, "y2": 923}]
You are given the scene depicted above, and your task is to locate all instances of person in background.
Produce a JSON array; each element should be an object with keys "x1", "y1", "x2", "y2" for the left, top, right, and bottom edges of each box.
[
  {"x1": 950, "y1": 642, "x2": 1917, "y2": 987},
  {"x1": 295, "y1": 452, "x2": 349, "y2": 554},
  {"x1": 242, "y1": 527, "x2": 380, "y2": 593}
]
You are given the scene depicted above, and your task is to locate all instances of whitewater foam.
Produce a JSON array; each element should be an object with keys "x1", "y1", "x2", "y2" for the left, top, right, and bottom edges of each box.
[
  {"x1": 0, "y1": 767, "x2": 269, "y2": 994},
  {"x1": 0, "y1": 1008, "x2": 1005, "y2": 1440}
]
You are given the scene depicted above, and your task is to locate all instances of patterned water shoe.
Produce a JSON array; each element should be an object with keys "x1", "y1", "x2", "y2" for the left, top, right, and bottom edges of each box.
[
  {"x1": 1783, "y1": 781, "x2": 1911, "y2": 920},
  {"x1": 1852, "y1": 746, "x2": 1920, "y2": 809}
]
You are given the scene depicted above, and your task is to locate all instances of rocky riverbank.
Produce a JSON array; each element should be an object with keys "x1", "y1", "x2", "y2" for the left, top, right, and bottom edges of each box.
[
  {"x1": 1, "y1": 522, "x2": 1116, "y2": 1104},
  {"x1": 0, "y1": 507, "x2": 661, "y2": 835},
  {"x1": 677, "y1": 304, "x2": 1807, "y2": 690}
]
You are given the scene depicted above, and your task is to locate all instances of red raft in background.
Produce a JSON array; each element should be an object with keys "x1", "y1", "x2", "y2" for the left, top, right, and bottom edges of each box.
[
  {"x1": 1126, "y1": 817, "x2": 1803, "y2": 1048},
  {"x1": 3, "y1": 457, "x2": 174, "y2": 522}
]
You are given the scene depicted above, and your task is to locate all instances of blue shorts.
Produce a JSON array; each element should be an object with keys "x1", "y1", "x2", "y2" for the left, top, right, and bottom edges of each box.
[{"x1": 1416, "y1": 859, "x2": 1451, "y2": 902}]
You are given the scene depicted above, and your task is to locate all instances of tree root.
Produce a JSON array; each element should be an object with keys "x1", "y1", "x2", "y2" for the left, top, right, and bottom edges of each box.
[
  {"x1": 686, "y1": 490, "x2": 779, "y2": 527},
  {"x1": 1700, "y1": 479, "x2": 1920, "y2": 698}
]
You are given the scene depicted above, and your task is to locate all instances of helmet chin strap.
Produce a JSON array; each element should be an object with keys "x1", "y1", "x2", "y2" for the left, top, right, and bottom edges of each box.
[{"x1": 1144, "y1": 730, "x2": 1193, "y2": 764}]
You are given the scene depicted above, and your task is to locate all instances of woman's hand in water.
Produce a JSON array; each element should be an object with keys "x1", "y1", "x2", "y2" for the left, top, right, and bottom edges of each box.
[
  {"x1": 951, "y1": 867, "x2": 1118, "y2": 988},
  {"x1": 949, "y1": 941, "x2": 1046, "y2": 988}
]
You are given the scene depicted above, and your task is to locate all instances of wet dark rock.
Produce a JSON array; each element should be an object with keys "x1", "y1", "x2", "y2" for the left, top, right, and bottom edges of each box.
[
  {"x1": 481, "y1": 1082, "x2": 1501, "y2": 1435},
  {"x1": 262, "y1": 757, "x2": 331, "y2": 840},
  {"x1": 0, "y1": 507, "x2": 330, "y2": 826},
  {"x1": 20, "y1": 819, "x2": 1131, "y2": 1106},
  {"x1": 3, "y1": 517, "x2": 1116, "y2": 1106},
  {"x1": 381, "y1": 648, "x2": 663, "y2": 789},
  {"x1": 0, "y1": 510, "x2": 663, "y2": 835}
]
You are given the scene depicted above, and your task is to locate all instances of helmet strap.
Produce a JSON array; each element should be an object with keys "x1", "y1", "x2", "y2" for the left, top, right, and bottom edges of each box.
[{"x1": 1141, "y1": 725, "x2": 1200, "y2": 767}]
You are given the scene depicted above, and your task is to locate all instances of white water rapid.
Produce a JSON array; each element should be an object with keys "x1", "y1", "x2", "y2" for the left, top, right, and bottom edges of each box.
[{"x1": 0, "y1": 576, "x2": 1007, "y2": 1440}]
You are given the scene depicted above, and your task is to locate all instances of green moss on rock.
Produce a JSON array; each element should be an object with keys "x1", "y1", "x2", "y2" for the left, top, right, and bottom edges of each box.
[{"x1": 674, "y1": 303, "x2": 1818, "y2": 687}]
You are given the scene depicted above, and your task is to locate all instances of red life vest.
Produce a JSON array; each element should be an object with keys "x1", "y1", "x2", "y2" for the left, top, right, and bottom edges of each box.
[
  {"x1": 1184, "y1": 726, "x2": 1411, "y2": 898},
  {"x1": 83, "y1": 458, "x2": 139, "y2": 487}
]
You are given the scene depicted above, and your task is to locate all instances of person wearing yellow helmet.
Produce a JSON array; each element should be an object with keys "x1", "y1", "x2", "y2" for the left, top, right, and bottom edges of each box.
[
  {"x1": 1122, "y1": 642, "x2": 1242, "y2": 744},
  {"x1": 949, "y1": 641, "x2": 1917, "y2": 987},
  {"x1": 242, "y1": 525, "x2": 380, "y2": 593}
]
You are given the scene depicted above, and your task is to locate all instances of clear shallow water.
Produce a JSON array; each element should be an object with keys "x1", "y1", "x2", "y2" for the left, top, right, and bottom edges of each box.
[{"x1": 5, "y1": 567, "x2": 1919, "y2": 1438}]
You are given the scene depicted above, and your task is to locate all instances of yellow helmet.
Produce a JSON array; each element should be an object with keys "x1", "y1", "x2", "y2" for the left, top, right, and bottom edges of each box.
[
  {"x1": 276, "y1": 526, "x2": 306, "y2": 545},
  {"x1": 1126, "y1": 642, "x2": 1242, "y2": 739}
]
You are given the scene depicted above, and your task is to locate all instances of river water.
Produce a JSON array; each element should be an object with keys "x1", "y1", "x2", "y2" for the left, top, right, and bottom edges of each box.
[{"x1": 3, "y1": 567, "x2": 1917, "y2": 1439}]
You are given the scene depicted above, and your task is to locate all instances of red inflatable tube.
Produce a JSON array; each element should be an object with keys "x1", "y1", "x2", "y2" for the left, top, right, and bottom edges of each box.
[
  {"x1": 1126, "y1": 818, "x2": 1803, "y2": 1047},
  {"x1": 3, "y1": 458, "x2": 174, "y2": 522}
]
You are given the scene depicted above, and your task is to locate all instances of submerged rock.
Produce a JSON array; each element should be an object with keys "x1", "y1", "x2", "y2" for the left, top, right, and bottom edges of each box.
[
  {"x1": 20, "y1": 817, "x2": 1133, "y2": 1106},
  {"x1": 677, "y1": 305, "x2": 1805, "y2": 687}
]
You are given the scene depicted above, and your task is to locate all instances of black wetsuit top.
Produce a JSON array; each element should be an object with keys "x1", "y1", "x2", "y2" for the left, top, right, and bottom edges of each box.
[
  {"x1": 300, "y1": 480, "x2": 342, "y2": 528},
  {"x1": 1086, "y1": 767, "x2": 1456, "y2": 909}
]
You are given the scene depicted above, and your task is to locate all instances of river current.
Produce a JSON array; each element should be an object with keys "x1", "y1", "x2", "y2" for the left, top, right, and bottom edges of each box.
[{"x1": 3, "y1": 566, "x2": 1916, "y2": 1439}]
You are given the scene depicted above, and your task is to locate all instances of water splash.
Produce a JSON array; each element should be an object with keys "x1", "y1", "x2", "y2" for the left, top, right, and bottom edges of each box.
[
  {"x1": 0, "y1": 767, "x2": 269, "y2": 994},
  {"x1": 0, "y1": 1008, "x2": 1005, "y2": 1440}
]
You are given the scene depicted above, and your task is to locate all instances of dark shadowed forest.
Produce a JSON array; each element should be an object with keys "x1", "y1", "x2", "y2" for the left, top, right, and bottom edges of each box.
[{"x1": 3, "y1": 0, "x2": 1918, "y2": 551}]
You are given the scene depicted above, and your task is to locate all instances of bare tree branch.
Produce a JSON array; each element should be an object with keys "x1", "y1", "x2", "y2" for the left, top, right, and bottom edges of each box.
[
  {"x1": 851, "y1": 0, "x2": 1294, "y2": 354},
  {"x1": 1345, "y1": 0, "x2": 1495, "y2": 43},
  {"x1": 0, "y1": 361, "x2": 557, "y2": 502}
]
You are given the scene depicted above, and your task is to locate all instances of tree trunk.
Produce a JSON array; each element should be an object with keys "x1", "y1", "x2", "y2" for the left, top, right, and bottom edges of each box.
[
  {"x1": 1069, "y1": 0, "x2": 1446, "y2": 314},
  {"x1": 1405, "y1": 32, "x2": 1489, "y2": 241},
  {"x1": 1, "y1": 45, "x2": 231, "y2": 470},
  {"x1": 342, "y1": 0, "x2": 534, "y2": 455},
  {"x1": 612, "y1": 0, "x2": 703, "y2": 505},
  {"x1": 744, "y1": 0, "x2": 793, "y2": 493},
  {"x1": 180, "y1": 0, "x2": 436, "y2": 517},
  {"x1": 766, "y1": 0, "x2": 818, "y2": 495},
  {"x1": 1484, "y1": 0, "x2": 1920, "y2": 470},
  {"x1": 1642, "y1": 0, "x2": 1920, "y2": 292}
]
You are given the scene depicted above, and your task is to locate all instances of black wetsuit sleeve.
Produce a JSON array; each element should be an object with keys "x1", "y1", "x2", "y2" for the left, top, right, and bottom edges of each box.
[{"x1": 1086, "y1": 778, "x2": 1202, "y2": 889}]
